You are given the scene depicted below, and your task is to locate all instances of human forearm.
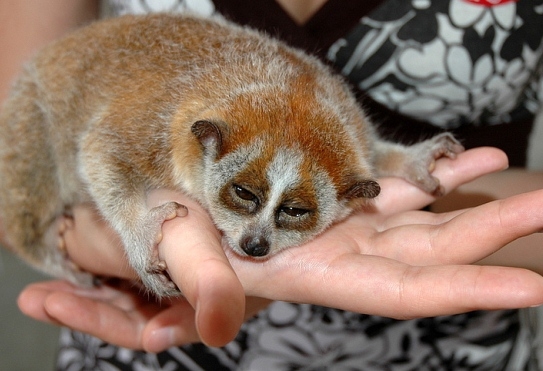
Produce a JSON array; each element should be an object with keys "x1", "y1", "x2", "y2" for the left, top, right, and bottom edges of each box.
[{"x1": 0, "y1": 0, "x2": 98, "y2": 102}]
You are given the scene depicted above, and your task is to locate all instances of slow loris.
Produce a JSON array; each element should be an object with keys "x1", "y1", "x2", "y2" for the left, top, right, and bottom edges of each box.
[{"x1": 0, "y1": 14, "x2": 463, "y2": 296}]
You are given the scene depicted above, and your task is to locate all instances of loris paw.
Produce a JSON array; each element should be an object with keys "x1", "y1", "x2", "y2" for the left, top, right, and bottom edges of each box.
[
  {"x1": 138, "y1": 201, "x2": 188, "y2": 297},
  {"x1": 404, "y1": 133, "x2": 464, "y2": 196},
  {"x1": 54, "y1": 212, "x2": 97, "y2": 287}
]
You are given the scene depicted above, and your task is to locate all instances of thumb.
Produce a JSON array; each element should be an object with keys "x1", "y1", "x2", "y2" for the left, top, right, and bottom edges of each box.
[{"x1": 149, "y1": 190, "x2": 245, "y2": 347}]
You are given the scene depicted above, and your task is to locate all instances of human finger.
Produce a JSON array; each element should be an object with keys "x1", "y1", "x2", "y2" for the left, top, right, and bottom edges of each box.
[
  {"x1": 142, "y1": 296, "x2": 271, "y2": 352},
  {"x1": 237, "y1": 251, "x2": 543, "y2": 318},
  {"x1": 374, "y1": 189, "x2": 543, "y2": 265},
  {"x1": 328, "y1": 258, "x2": 543, "y2": 318},
  {"x1": 141, "y1": 301, "x2": 200, "y2": 352},
  {"x1": 18, "y1": 279, "x2": 207, "y2": 351},
  {"x1": 18, "y1": 280, "x2": 151, "y2": 349},
  {"x1": 45, "y1": 281, "x2": 162, "y2": 349},
  {"x1": 147, "y1": 190, "x2": 245, "y2": 348},
  {"x1": 17, "y1": 280, "x2": 73, "y2": 325},
  {"x1": 376, "y1": 147, "x2": 508, "y2": 214}
]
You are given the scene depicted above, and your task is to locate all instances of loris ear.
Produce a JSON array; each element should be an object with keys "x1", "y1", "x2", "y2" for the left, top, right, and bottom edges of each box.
[
  {"x1": 191, "y1": 120, "x2": 223, "y2": 156},
  {"x1": 341, "y1": 179, "x2": 381, "y2": 200}
]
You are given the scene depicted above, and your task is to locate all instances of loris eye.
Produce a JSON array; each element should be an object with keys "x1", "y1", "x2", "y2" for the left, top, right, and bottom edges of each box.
[
  {"x1": 279, "y1": 206, "x2": 309, "y2": 218},
  {"x1": 233, "y1": 185, "x2": 258, "y2": 203}
]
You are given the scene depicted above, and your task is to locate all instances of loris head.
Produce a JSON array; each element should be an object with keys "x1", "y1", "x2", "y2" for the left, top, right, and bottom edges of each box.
[{"x1": 184, "y1": 86, "x2": 381, "y2": 258}]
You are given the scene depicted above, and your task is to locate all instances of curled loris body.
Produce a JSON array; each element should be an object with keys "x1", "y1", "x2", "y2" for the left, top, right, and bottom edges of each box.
[{"x1": 0, "y1": 14, "x2": 463, "y2": 296}]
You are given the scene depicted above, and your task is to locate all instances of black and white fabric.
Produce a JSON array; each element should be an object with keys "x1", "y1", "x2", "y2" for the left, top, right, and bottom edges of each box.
[
  {"x1": 328, "y1": 0, "x2": 543, "y2": 129},
  {"x1": 56, "y1": 0, "x2": 543, "y2": 370},
  {"x1": 58, "y1": 303, "x2": 537, "y2": 370}
]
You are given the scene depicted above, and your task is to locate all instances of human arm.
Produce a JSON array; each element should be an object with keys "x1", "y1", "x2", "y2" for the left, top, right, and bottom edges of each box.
[
  {"x1": 0, "y1": 0, "x2": 98, "y2": 103},
  {"x1": 17, "y1": 147, "x2": 543, "y2": 352}
]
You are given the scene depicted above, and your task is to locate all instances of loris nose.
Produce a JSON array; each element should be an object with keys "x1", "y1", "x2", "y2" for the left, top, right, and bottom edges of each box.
[{"x1": 241, "y1": 235, "x2": 270, "y2": 257}]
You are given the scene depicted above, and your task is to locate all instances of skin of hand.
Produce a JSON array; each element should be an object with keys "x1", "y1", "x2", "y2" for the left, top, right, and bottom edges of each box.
[{"x1": 16, "y1": 146, "x2": 543, "y2": 352}]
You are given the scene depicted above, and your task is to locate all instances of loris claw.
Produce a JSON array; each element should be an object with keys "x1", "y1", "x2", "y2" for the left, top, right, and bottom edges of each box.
[
  {"x1": 373, "y1": 133, "x2": 464, "y2": 196},
  {"x1": 0, "y1": 14, "x2": 464, "y2": 297},
  {"x1": 141, "y1": 201, "x2": 188, "y2": 296}
]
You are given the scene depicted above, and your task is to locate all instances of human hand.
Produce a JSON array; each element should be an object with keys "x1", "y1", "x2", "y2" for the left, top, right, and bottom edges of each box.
[
  {"x1": 17, "y1": 147, "x2": 543, "y2": 352},
  {"x1": 18, "y1": 195, "x2": 268, "y2": 351},
  {"x1": 18, "y1": 278, "x2": 270, "y2": 351}
]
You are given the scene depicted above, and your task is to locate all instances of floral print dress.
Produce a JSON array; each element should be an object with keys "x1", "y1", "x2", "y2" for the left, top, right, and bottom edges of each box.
[{"x1": 57, "y1": 0, "x2": 543, "y2": 369}]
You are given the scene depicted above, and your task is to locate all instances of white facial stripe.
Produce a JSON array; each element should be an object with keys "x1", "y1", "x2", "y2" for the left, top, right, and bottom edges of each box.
[
  {"x1": 263, "y1": 148, "x2": 303, "y2": 218},
  {"x1": 205, "y1": 140, "x2": 347, "y2": 255}
]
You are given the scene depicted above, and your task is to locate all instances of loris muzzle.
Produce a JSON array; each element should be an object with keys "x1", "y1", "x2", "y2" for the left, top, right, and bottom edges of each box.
[{"x1": 0, "y1": 14, "x2": 463, "y2": 297}]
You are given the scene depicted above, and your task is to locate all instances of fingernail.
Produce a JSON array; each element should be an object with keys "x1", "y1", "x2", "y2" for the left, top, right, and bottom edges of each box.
[{"x1": 149, "y1": 327, "x2": 175, "y2": 351}]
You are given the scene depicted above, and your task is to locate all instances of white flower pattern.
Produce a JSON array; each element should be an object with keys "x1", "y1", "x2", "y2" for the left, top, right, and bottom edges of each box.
[
  {"x1": 57, "y1": 303, "x2": 535, "y2": 370},
  {"x1": 328, "y1": 0, "x2": 543, "y2": 128}
]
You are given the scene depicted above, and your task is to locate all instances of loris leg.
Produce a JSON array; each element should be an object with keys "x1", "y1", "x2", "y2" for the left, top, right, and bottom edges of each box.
[
  {"x1": 87, "y1": 185, "x2": 188, "y2": 297},
  {"x1": 141, "y1": 201, "x2": 189, "y2": 289},
  {"x1": 0, "y1": 80, "x2": 95, "y2": 286},
  {"x1": 372, "y1": 133, "x2": 464, "y2": 196},
  {"x1": 78, "y1": 149, "x2": 188, "y2": 297}
]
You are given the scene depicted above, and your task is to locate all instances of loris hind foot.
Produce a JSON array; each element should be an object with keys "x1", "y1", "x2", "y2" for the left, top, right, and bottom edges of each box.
[
  {"x1": 140, "y1": 201, "x2": 188, "y2": 296},
  {"x1": 374, "y1": 133, "x2": 465, "y2": 196}
]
